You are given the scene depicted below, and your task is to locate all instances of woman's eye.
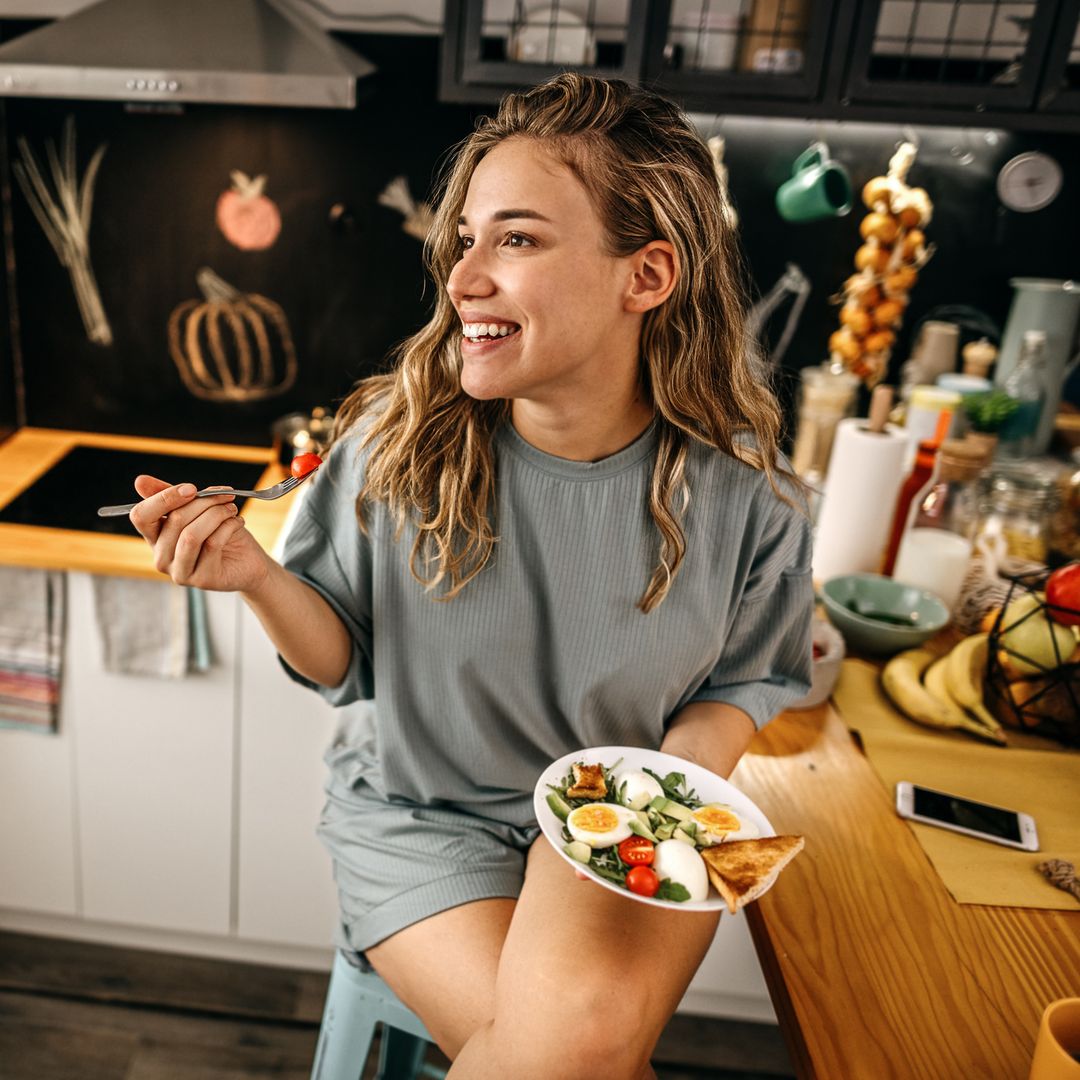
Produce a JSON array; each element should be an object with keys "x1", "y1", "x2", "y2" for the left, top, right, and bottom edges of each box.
[
  {"x1": 506, "y1": 232, "x2": 533, "y2": 248},
  {"x1": 459, "y1": 235, "x2": 474, "y2": 251}
]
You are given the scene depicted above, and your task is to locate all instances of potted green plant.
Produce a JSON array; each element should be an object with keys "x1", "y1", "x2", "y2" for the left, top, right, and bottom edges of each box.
[{"x1": 963, "y1": 389, "x2": 1019, "y2": 458}]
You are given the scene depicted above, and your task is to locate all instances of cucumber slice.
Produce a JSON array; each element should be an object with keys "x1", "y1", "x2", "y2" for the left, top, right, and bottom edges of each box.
[
  {"x1": 564, "y1": 840, "x2": 592, "y2": 864},
  {"x1": 546, "y1": 791, "x2": 572, "y2": 821},
  {"x1": 655, "y1": 822, "x2": 676, "y2": 841},
  {"x1": 648, "y1": 795, "x2": 669, "y2": 812},
  {"x1": 672, "y1": 827, "x2": 696, "y2": 846}
]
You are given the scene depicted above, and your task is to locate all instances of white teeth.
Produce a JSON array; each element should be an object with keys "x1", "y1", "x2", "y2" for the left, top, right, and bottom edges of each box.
[{"x1": 462, "y1": 321, "x2": 517, "y2": 338}]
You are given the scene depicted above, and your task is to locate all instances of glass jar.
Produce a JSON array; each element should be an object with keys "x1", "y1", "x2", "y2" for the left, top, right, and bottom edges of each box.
[
  {"x1": 977, "y1": 464, "x2": 1059, "y2": 564},
  {"x1": 790, "y1": 364, "x2": 859, "y2": 485},
  {"x1": 1050, "y1": 447, "x2": 1080, "y2": 563}
]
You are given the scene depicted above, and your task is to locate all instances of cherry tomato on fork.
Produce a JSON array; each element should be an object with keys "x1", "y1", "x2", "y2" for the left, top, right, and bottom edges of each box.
[
  {"x1": 618, "y1": 836, "x2": 655, "y2": 866},
  {"x1": 625, "y1": 866, "x2": 660, "y2": 898},
  {"x1": 290, "y1": 452, "x2": 322, "y2": 479}
]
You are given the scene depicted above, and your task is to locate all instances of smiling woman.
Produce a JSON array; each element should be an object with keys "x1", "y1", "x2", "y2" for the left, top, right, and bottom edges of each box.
[{"x1": 125, "y1": 72, "x2": 815, "y2": 1079}]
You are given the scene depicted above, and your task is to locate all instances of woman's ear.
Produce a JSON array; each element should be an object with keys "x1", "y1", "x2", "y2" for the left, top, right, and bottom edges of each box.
[{"x1": 624, "y1": 240, "x2": 678, "y2": 314}]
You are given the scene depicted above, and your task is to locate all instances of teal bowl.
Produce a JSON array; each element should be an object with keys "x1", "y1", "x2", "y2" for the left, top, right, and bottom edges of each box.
[{"x1": 820, "y1": 573, "x2": 950, "y2": 656}]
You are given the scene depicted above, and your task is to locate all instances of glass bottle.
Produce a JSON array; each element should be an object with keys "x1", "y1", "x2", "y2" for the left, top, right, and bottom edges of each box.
[
  {"x1": 892, "y1": 439, "x2": 986, "y2": 611},
  {"x1": 997, "y1": 330, "x2": 1047, "y2": 459},
  {"x1": 881, "y1": 438, "x2": 941, "y2": 577},
  {"x1": 880, "y1": 409, "x2": 953, "y2": 576}
]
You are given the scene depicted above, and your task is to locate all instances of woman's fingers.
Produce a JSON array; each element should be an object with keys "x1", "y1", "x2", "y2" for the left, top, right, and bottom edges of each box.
[
  {"x1": 129, "y1": 479, "x2": 198, "y2": 544},
  {"x1": 169, "y1": 502, "x2": 240, "y2": 582}
]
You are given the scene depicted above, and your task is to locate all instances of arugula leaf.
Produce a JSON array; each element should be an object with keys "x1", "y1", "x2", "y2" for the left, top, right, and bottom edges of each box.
[
  {"x1": 655, "y1": 878, "x2": 691, "y2": 902},
  {"x1": 643, "y1": 766, "x2": 702, "y2": 807}
]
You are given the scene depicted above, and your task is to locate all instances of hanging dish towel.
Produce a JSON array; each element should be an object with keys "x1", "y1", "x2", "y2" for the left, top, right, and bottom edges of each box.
[
  {"x1": 0, "y1": 567, "x2": 65, "y2": 733},
  {"x1": 91, "y1": 576, "x2": 214, "y2": 678}
]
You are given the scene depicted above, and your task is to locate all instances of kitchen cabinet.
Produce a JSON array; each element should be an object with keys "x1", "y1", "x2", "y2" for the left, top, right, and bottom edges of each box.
[
  {"x1": 66, "y1": 573, "x2": 236, "y2": 935},
  {"x1": 236, "y1": 601, "x2": 340, "y2": 949},
  {"x1": 440, "y1": 0, "x2": 1080, "y2": 131},
  {"x1": 1038, "y1": 0, "x2": 1080, "y2": 114}
]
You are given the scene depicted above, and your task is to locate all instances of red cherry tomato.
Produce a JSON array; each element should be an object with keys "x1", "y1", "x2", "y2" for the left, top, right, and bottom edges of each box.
[
  {"x1": 1046, "y1": 562, "x2": 1080, "y2": 627},
  {"x1": 625, "y1": 865, "x2": 660, "y2": 897},
  {"x1": 617, "y1": 836, "x2": 655, "y2": 866},
  {"x1": 290, "y1": 452, "x2": 322, "y2": 479}
]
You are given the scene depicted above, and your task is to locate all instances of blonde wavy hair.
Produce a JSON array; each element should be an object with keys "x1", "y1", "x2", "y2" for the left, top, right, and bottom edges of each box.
[{"x1": 332, "y1": 72, "x2": 797, "y2": 613}]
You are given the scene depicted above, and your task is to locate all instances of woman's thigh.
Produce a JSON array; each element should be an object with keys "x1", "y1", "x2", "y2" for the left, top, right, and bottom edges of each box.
[
  {"x1": 365, "y1": 896, "x2": 516, "y2": 1059},
  {"x1": 453, "y1": 837, "x2": 721, "y2": 1077}
]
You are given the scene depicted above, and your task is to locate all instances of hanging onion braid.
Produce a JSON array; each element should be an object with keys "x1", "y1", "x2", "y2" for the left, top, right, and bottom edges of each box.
[{"x1": 331, "y1": 73, "x2": 801, "y2": 612}]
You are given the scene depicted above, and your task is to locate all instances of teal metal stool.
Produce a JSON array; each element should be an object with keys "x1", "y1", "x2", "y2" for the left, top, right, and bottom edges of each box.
[{"x1": 311, "y1": 950, "x2": 446, "y2": 1080}]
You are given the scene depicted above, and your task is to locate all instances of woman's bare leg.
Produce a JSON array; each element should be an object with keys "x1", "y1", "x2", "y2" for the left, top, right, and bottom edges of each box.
[
  {"x1": 364, "y1": 897, "x2": 516, "y2": 1058},
  {"x1": 448, "y1": 837, "x2": 721, "y2": 1079}
]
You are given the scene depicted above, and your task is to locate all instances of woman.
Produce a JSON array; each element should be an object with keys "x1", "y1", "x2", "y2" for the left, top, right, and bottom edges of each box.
[{"x1": 131, "y1": 73, "x2": 813, "y2": 1078}]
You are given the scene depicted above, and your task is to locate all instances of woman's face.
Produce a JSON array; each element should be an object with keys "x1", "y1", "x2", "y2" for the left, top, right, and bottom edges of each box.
[{"x1": 447, "y1": 138, "x2": 642, "y2": 407}]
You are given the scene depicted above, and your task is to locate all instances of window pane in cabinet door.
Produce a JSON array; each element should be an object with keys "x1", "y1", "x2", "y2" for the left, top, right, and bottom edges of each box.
[
  {"x1": 871, "y1": 0, "x2": 1036, "y2": 88},
  {"x1": 481, "y1": 0, "x2": 632, "y2": 68},
  {"x1": 664, "y1": 0, "x2": 812, "y2": 77}
]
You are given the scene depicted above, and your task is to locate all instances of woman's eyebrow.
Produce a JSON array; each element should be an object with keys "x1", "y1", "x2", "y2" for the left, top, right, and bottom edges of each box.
[{"x1": 457, "y1": 209, "x2": 554, "y2": 225}]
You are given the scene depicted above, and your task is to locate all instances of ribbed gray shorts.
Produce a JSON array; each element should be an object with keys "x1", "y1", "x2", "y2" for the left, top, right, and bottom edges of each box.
[{"x1": 317, "y1": 771, "x2": 540, "y2": 958}]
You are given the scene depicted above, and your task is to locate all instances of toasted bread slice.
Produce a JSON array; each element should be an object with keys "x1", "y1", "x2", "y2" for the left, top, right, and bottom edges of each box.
[
  {"x1": 701, "y1": 835, "x2": 805, "y2": 915},
  {"x1": 566, "y1": 762, "x2": 607, "y2": 800}
]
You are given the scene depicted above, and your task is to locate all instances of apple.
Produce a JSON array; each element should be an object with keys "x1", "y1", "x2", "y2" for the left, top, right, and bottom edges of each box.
[
  {"x1": 1046, "y1": 563, "x2": 1080, "y2": 627},
  {"x1": 998, "y1": 594, "x2": 1076, "y2": 674}
]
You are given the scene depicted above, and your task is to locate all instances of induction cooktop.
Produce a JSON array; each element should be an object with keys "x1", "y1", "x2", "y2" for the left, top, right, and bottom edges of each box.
[{"x1": 0, "y1": 446, "x2": 268, "y2": 536}]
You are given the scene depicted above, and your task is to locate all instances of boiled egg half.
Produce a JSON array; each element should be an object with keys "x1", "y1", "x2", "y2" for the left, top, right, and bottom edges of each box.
[
  {"x1": 691, "y1": 803, "x2": 761, "y2": 845},
  {"x1": 614, "y1": 769, "x2": 665, "y2": 810},
  {"x1": 566, "y1": 803, "x2": 637, "y2": 848},
  {"x1": 652, "y1": 839, "x2": 709, "y2": 902}
]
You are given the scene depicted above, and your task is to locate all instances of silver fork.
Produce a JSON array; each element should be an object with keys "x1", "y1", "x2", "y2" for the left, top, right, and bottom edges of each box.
[{"x1": 96, "y1": 468, "x2": 318, "y2": 517}]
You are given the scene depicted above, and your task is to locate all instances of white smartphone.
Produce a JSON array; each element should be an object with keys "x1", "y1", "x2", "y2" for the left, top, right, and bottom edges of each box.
[{"x1": 895, "y1": 782, "x2": 1040, "y2": 851}]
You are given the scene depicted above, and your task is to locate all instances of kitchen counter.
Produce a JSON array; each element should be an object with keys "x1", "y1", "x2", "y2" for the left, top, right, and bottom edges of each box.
[
  {"x1": 733, "y1": 701, "x2": 1080, "y2": 1079},
  {"x1": 0, "y1": 427, "x2": 292, "y2": 579}
]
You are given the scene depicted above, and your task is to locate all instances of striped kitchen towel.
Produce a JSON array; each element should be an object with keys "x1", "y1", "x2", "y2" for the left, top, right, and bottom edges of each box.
[
  {"x1": 0, "y1": 567, "x2": 65, "y2": 734},
  {"x1": 91, "y1": 576, "x2": 214, "y2": 678}
]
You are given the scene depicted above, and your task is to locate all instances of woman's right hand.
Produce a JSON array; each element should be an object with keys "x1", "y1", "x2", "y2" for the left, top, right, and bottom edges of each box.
[{"x1": 130, "y1": 474, "x2": 272, "y2": 594}]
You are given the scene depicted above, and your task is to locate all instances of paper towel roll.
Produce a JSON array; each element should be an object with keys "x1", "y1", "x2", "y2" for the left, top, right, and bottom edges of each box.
[{"x1": 812, "y1": 419, "x2": 912, "y2": 582}]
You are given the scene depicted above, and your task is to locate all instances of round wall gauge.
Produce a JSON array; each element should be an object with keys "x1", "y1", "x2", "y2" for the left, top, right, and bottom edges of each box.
[{"x1": 996, "y1": 151, "x2": 1063, "y2": 212}]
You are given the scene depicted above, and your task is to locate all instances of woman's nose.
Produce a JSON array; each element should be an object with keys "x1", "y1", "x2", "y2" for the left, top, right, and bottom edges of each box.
[{"x1": 446, "y1": 249, "x2": 494, "y2": 304}]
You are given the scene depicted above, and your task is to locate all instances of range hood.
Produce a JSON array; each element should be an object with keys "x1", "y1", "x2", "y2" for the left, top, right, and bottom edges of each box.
[{"x1": 0, "y1": 0, "x2": 376, "y2": 109}]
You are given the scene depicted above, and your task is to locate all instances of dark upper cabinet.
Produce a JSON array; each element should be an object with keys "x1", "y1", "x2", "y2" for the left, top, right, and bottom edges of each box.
[
  {"x1": 644, "y1": 0, "x2": 837, "y2": 105},
  {"x1": 440, "y1": 0, "x2": 660, "y2": 104},
  {"x1": 843, "y1": 0, "x2": 1058, "y2": 111},
  {"x1": 1037, "y1": 0, "x2": 1080, "y2": 113},
  {"x1": 440, "y1": 0, "x2": 1080, "y2": 131}
]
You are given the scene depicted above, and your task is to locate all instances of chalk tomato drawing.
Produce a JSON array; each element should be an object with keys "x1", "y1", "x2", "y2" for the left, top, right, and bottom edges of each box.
[{"x1": 216, "y1": 170, "x2": 282, "y2": 251}]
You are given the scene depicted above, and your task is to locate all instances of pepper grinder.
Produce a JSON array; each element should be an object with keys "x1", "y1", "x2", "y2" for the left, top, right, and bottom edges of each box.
[{"x1": 962, "y1": 338, "x2": 997, "y2": 380}]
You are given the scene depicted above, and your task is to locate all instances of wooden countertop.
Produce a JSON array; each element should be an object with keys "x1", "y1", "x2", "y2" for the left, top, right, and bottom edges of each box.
[
  {"x1": 0, "y1": 427, "x2": 293, "y2": 579},
  {"x1": 733, "y1": 701, "x2": 1080, "y2": 1080}
]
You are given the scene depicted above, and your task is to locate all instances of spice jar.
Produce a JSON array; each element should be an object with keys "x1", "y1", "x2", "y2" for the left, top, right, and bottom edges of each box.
[
  {"x1": 791, "y1": 364, "x2": 859, "y2": 485},
  {"x1": 977, "y1": 464, "x2": 1059, "y2": 564}
]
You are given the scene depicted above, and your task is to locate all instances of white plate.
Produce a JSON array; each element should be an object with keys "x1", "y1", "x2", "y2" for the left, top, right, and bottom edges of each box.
[
  {"x1": 533, "y1": 745, "x2": 775, "y2": 912},
  {"x1": 508, "y1": 7, "x2": 597, "y2": 66}
]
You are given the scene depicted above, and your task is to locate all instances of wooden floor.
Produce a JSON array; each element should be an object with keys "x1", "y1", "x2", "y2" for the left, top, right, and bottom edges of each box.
[{"x1": 0, "y1": 931, "x2": 796, "y2": 1079}]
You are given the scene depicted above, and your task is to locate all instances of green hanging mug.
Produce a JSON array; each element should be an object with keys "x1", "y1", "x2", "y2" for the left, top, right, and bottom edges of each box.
[{"x1": 776, "y1": 143, "x2": 853, "y2": 222}]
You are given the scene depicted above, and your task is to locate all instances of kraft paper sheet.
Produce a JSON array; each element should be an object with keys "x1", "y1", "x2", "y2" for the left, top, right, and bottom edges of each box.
[{"x1": 833, "y1": 658, "x2": 1080, "y2": 910}]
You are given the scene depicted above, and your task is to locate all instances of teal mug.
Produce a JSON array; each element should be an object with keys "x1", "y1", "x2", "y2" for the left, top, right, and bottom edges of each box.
[{"x1": 776, "y1": 144, "x2": 853, "y2": 222}]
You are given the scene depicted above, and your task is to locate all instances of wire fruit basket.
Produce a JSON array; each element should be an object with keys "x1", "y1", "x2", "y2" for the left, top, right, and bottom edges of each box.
[{"x1": 985, "y1": 567, "x2": 1080, "y2": 746}]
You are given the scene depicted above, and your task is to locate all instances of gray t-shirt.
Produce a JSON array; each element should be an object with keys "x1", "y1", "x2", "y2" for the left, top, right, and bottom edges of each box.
[{"x1": 281, "y1": 418, "x2": 813, "y2": 828}]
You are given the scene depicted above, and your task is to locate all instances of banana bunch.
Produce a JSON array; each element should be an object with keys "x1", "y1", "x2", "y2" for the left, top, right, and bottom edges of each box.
[{"x1": 881, "y1": 634, "x2": 1007, "y2": 745}]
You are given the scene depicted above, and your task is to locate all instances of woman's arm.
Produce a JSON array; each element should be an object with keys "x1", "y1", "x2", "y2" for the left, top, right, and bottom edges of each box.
[
  {"x1": 660, "y1": 700, "x2": 757, "y2": 780},
  {"x1": 241, "y1": 559, "x2": 353, "y2": 690}
]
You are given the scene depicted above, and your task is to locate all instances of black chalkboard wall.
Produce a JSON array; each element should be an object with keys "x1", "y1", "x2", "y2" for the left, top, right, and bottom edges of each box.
[{"x1": 1, "y1": 29, "x2": 1078, "y2": 449}]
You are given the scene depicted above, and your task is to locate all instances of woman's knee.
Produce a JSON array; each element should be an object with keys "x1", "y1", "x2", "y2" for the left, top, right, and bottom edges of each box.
[{"x1": 486, "y1": 983, "x2": 661, "y2": 1078}]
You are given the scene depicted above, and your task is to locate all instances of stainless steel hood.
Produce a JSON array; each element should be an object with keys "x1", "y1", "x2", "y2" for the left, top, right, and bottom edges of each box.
[{"x1": 0, "y1": 0, "x2": 376, "y2": 109}]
